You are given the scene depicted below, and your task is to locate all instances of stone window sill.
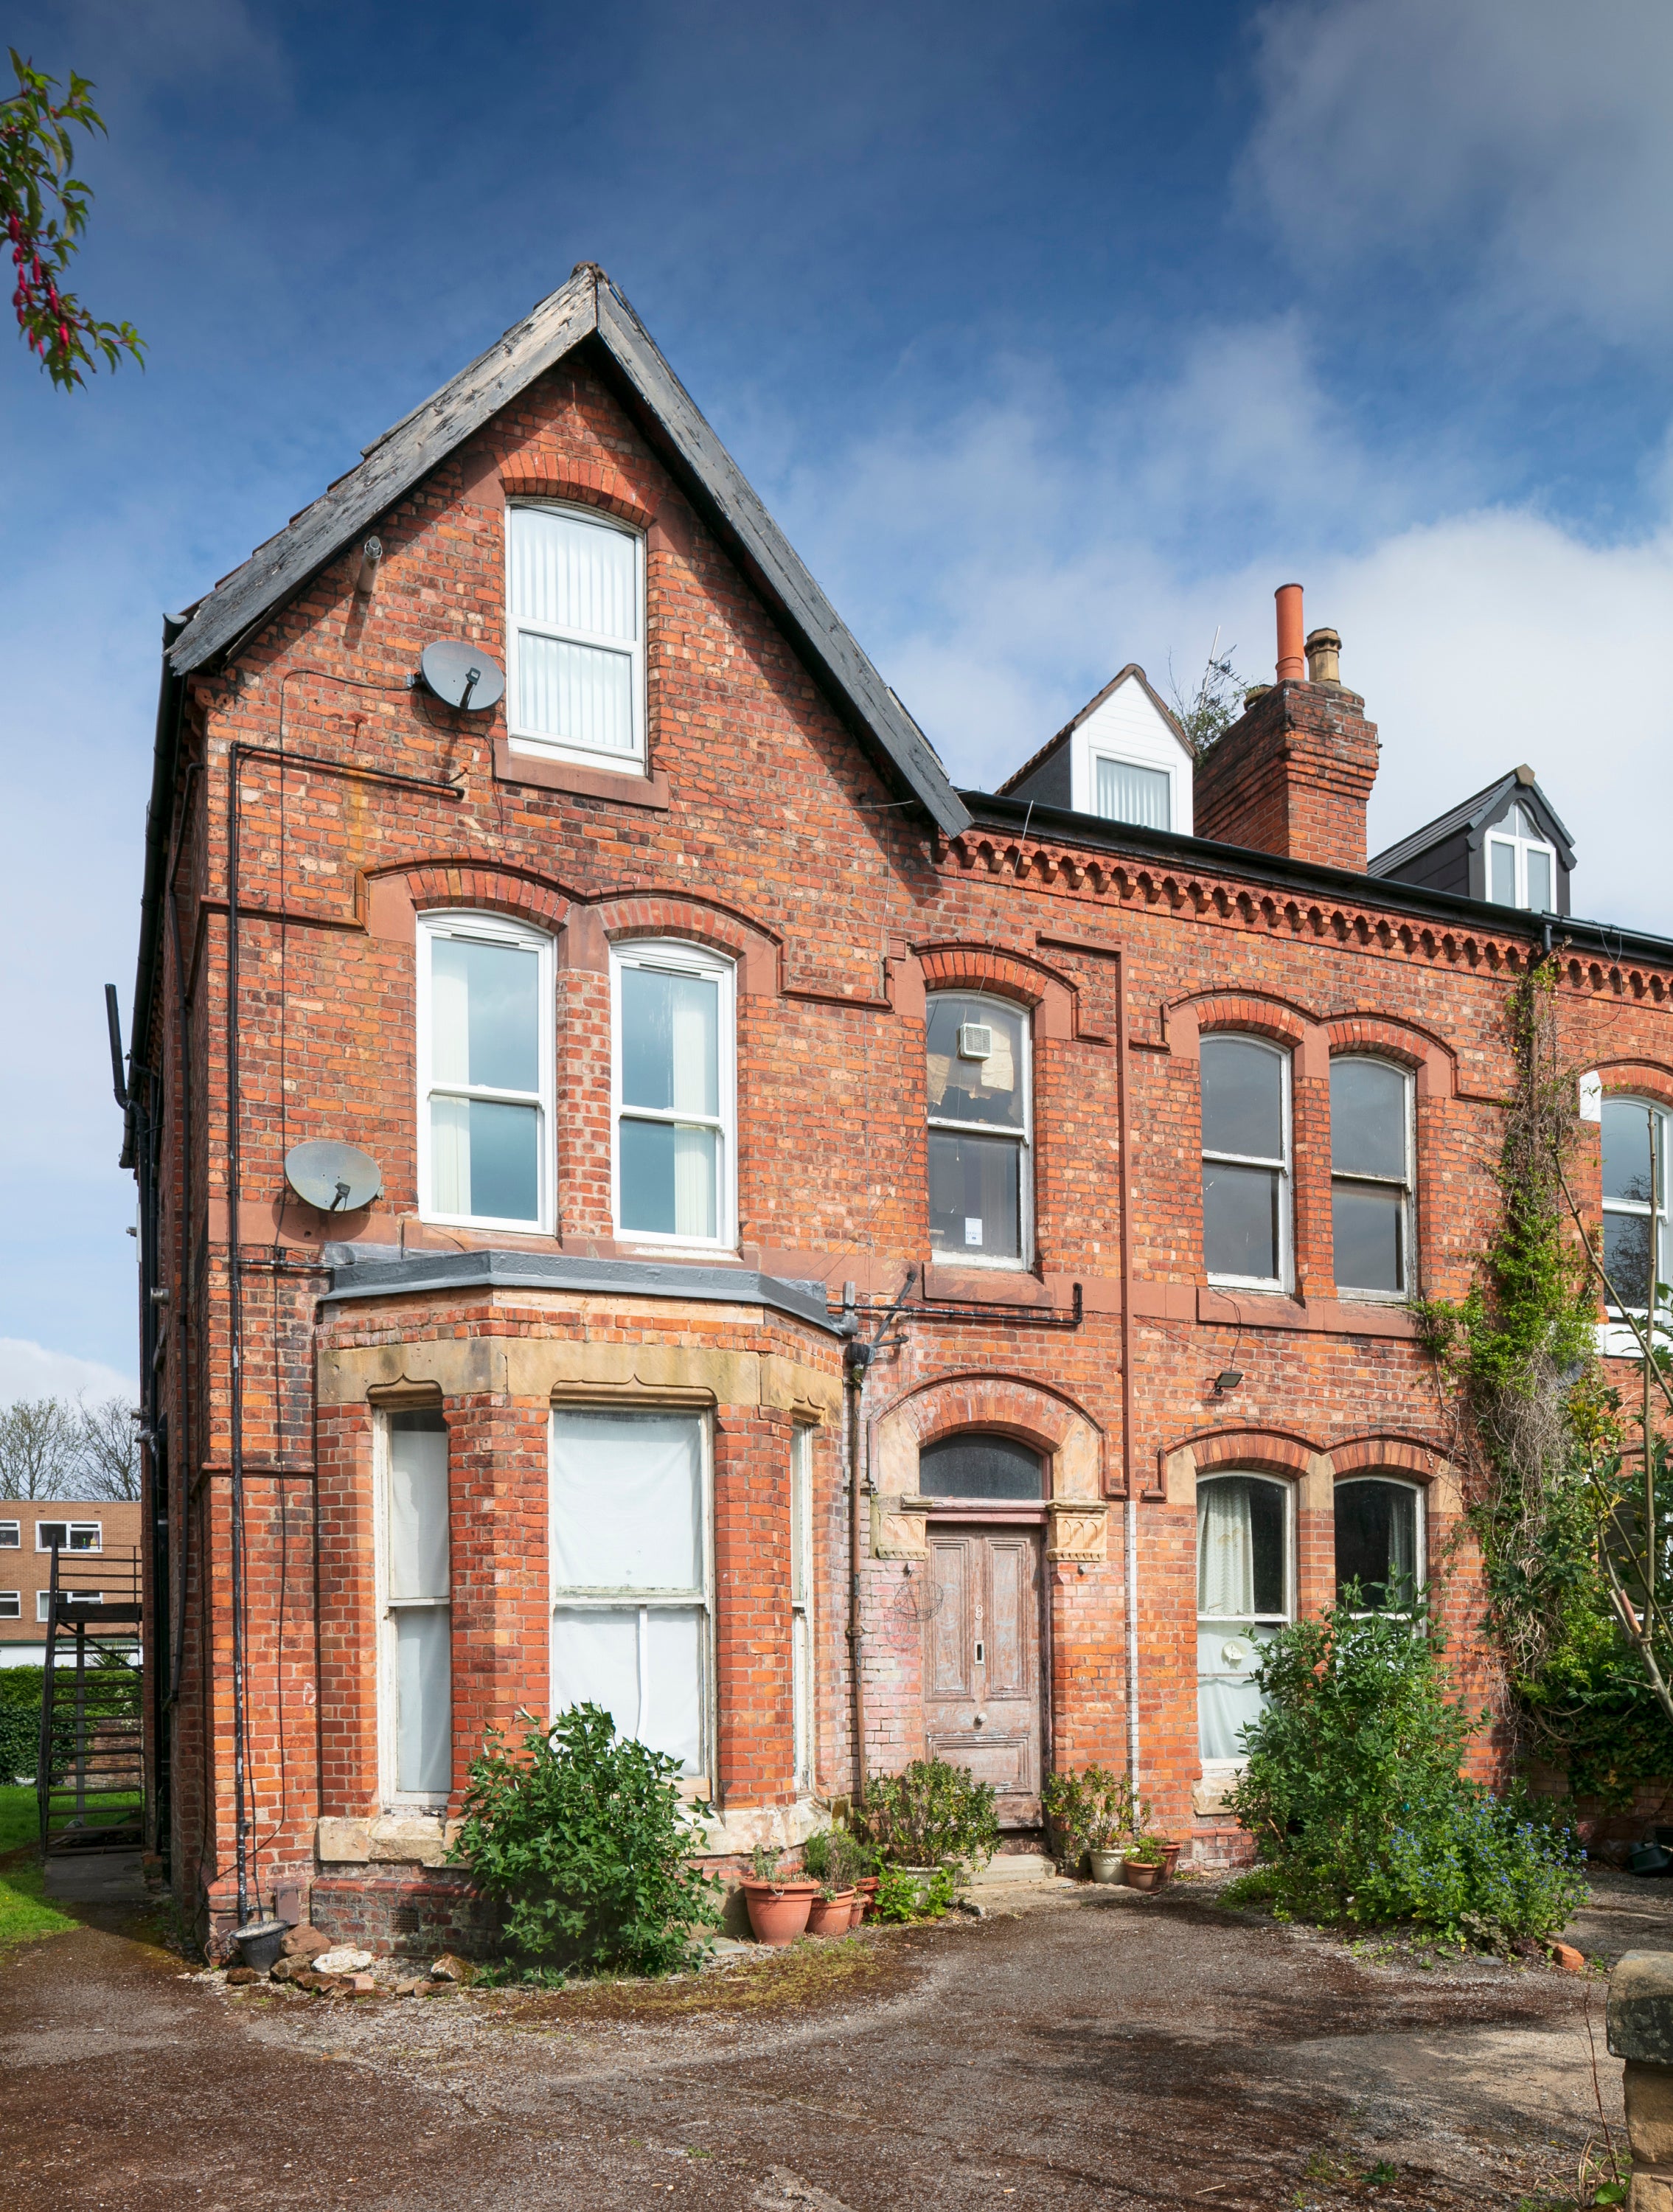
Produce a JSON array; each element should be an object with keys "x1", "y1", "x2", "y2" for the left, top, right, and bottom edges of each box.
[{"x1": 493, "y1": 735, "x2": 670, "y2": 809}]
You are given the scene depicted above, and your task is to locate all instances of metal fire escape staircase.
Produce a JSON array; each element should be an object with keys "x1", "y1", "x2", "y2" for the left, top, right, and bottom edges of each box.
[{"x1": 36, "y1": 1540, "x2": 145, "y2": 1856}]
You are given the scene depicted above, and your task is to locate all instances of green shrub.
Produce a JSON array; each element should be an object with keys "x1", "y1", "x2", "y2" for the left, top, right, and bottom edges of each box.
[
  {"x1": 1227, "y1": 1597, "x2": 1586, "y2": 1946},
  {"x1": 861, "y1": 1758, "x2": 998, "y2": 1875},
  {"x1": 871, "y1": 1862, "x2": 957, "y2": 1922},
  {"x1": 450, "y1": 1703, "x2": 720, "y2": 1976},
  {"x1": 1042, "y1": 1764, "x2": 1138, "y2": 1860},
  {"x1": 801, "y1": 1824, "x2": 868, "y2": 1895}
]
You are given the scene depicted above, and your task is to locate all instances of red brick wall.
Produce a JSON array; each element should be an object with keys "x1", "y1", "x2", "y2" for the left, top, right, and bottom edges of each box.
[{"x1": 1192, "y1": 678, "x2": 1380, "y2": 871}]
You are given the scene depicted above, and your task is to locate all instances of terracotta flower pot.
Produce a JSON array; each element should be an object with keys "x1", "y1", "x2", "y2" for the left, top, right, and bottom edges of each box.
[
  {"x1": 740, "y1": 1878, "x2": 818, "y2": 1945},
  {"x1": 849, "y1": 1876, "x2": 880, "y2": 1928},
  {"x1": 806, "y1": 1889, "x2": 857, "y2": 1936},
  {"x1": 1122, "y1": 1858, "x2": 1164, "y2": 1891},
  {"x1": 1159, "y1": 1841, "x2": 1183, "y2": 1882}
]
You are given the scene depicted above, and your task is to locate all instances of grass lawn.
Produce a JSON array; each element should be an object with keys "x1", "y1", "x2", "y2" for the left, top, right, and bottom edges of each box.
[{"x1": 0, "y1": 1784, "x2": 147, "y2": 1957}]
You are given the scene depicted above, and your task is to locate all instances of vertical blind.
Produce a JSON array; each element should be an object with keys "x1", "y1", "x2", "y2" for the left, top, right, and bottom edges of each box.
[
  {"x1": 1096, "y1": 757, "x2": 1171, "y2": 831},
  {"x1": 510, "y1": 507, "x2": 639, "y2": 755}
]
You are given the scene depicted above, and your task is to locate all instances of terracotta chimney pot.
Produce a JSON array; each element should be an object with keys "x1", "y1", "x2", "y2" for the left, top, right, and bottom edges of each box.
[
  {"x1": 1275, "y1": 582, "x2": 1306, "y2": 682},
  {"x1": 1304, "y1": 627, "x2": 1341, "y2": 686}
]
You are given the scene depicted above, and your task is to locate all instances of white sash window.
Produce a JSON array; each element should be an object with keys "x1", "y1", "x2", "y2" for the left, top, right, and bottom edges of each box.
[{"x1": 507, "y1": 504, "x2": 645, "y2": 768}]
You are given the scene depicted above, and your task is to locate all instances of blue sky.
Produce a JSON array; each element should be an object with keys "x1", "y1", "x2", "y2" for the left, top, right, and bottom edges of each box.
[{"x1": 4, "y1": 0, "x2": 1672, "y2": 1394}]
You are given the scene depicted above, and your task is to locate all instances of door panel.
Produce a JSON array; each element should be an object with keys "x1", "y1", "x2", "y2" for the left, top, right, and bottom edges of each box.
[{"x1": 922, "y1": 1525, "x2": 1043, "y2": 1824}]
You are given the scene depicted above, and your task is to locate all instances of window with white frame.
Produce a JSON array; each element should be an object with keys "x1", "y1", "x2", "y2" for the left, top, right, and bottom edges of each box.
[
  {"x1": 0, "y1": 1591, "x2": 18, "y2": 1618},
  {"x1": 36, "y1": 1520, "x2": 100, "y2": 1553},
  {"x1": 1197, "y1": 1474, "x2": 1291, "y2": 1762},
  {"x1": 790, "y1": 1426, "x2": 814, "y2": 1795},
  {"x1": 1201, "y1": 1036, "x2": 1291, "y2": 1289},
  {"x1": 417, "y1": 911, "x2": 553, "y2": 1231},
  {"x1": 507, "y1": 502, "x2": 645, "y2": 768},
  {"x1": 925, "y1": 992, "x2": 1032, "y2": 1265},
  {"x1": 39, "y1": 1590, "x2": 101, "y2": 1620},
  {"x1": 1484, "y1": 801, "x2": 1557, "y2": 912},
  {"x1": 1335, "y1": 1477, "x2": 1424, "y2": 1610},
  {"x1": 1330, "y1": 1058, "x2": 1414, "y2": 1297},
  {"x1": 612, "y1": 940, "x2": 735, "y2": 1247},
  {"x1": 1602, "y1": 1098, "x2": 1671, "y2": 1318},
  {"x1": 549, "y1": 1410, "x2": 712, "y2": 1778},
  {"x1": 379, "y1": 1411, "x2": 453, "y2": 1804},
  {"x1": 1093, "y1": 754, "x2": 1172, "y2": 832},
  {"x1": 0, "y1": 1521, "x2": 18, "y2": 1548}
]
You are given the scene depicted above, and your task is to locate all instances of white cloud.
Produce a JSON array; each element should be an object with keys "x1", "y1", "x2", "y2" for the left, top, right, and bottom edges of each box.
[
  {"x1": 0, "y1": 1340, "x2": 136, "y2": 1410},
  {"x1": 1242, "y1": 0, "x2": 1673, "y2": 345}
]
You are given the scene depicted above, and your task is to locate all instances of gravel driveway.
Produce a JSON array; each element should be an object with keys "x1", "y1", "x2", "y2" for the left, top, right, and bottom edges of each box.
[{"x1": 0, "y1": 1871, "x2": 1659, "y2": 2211}]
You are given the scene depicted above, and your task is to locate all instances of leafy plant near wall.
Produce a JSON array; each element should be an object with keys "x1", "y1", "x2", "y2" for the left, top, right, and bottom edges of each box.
[
  {"x1": 1041, "y1": 1764, "x2": 1138, "y2": 1860},
  {"x1": 450, "y1": 1703, "x2": 720, "y2": 1976},
  {"x1": 1418, "y1": 961, "x2": 1673, "y2": 1801},
  {"x1": 860, "y1": 1758, "x2": 998, "y2": 1876}
]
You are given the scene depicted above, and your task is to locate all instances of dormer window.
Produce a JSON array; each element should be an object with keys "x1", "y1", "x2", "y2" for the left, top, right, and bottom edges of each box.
[
  {"x1": 507, "y1": 503, "x2": 646, "y2": 769},
  {"x1": 1485, "y1": 803, "x2": 1556, "y2": 912}
]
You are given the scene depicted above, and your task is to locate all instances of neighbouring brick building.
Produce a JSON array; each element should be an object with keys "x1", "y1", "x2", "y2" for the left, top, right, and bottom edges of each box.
[
  {"x1": 121, "y1": 265, "x2": 1673, "y2": 1955},
  {"x1": 0, "y1": 1499, "x2": 142, "y2": 1666}
]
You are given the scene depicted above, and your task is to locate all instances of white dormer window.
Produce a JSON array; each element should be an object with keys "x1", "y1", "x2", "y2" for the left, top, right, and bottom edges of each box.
[
  {"x1": 506, "y1": 503, "x2": 646, "y2": 770},
  {"x1": 1485, "y1": 802, "x2": 1556, "y2": 912},
  {"x1": 1094, "y1": 755, "x2": 1172, "y2": 832}
]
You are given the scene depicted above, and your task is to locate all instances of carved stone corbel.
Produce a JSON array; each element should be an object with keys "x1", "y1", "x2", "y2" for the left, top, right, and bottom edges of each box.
[
  {"x1": 869, "y1": 1492, "x2": 931, "y2": 1560},
  {"x1": 1046, "y1": 1500, "x2": 1109, "y2": 1562}
]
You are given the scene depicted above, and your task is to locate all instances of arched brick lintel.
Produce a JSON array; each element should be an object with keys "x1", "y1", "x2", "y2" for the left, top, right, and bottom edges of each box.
[
  {"x1": 499, "y1": 462, "x2": 655, "y2": 533},
  {"x1": 364, "y1": 858, "x2": 574, "y2": 945},
  {"x1": 871, "y1": 1371, "x2": 1105, "y2": 1503},
  {"x1": 589, "y1": 892, "x2": 782, "y2": 995},
  {"x1": 1324, "y1": 1015, "x2": 1456, "y2": 1099},
  {"x1": 914, "y1": 943, "x2": 1078, "y2": 1041}
]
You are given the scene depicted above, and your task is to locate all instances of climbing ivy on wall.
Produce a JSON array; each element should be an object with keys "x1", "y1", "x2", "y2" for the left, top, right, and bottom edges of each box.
[{"x1": 1419, "y1": 961, "x2": 1673, "y2": 1804}]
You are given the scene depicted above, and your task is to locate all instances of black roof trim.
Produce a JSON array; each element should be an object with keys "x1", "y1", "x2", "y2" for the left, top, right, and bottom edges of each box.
[
  {"x1": 960, "y1": 791, "x2": 1673, "y2": 969},
  {"x1": 1369, "y1": 767, "x2": 1576, "y2": 877},
  {"x1": 317, "y1": 1245, "x2": 843, "y2": 1332}
]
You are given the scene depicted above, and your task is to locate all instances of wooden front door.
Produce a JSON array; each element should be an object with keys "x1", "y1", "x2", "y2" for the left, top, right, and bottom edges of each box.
[{"x1": 924, "y1": 1525, "x2": 1043, "y2": 1824}]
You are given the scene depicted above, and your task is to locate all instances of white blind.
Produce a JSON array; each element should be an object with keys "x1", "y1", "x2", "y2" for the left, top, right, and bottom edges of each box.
[
  {"x1": 1096, "y1": 757, "x2": 1171, "y2": 831},
  {"x1": 550, "y1": 1412, "x2": 702, "y2": 1591},
  {"x1": 389, "y1": 1425, "x2": 449, "y2": 1601},
  {"x1": 510, "y1": 507, "x2": 638, "y2": 755}
]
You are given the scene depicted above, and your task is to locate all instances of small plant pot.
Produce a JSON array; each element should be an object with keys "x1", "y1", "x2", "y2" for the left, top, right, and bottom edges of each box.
[
  {"x1": 1122, "y1": 1859, "x2": 1164, "y2": 1892},
  {"x1": 740, "y1": 1878, "x2": 819, "y2": 1945},
  {"x1": 849, "y1": 1876, "x2": 880, "y2": 1928},
  {"x1": 233, "y1": 1919, "x2": 288, "y2": 1973},
  {"x1": 1159, "y1": 1842, "x2": 1183, "y2": 1882},
  {"x1": 807, "y1": 1889, "x2": 857, "y2": 1936},
  {"x1": 1088, "y1": 1849, "x2": 1124, "y2": 1885}
]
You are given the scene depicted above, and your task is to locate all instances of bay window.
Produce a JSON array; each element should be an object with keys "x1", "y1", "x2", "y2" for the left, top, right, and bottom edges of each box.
[
  {"x1": 1201, "y1": 1035, "x2": 1290, "y2": 1289},
  {"x1": 1602, "y1": 1098, "x2": 1671, "y2": 1318},
  {"x1": 549, "y1": 1409, "x2": 712, "y2": 1779},
  {"x1": 611, "y1": 940, "x2": 735, "y2": 1247},
  {"x1": 417, "y1": 911, "x2": 552, "y2": 1231},
  {"x1": 926, "y1": 992, "x2": 1032, "y2": 1265},
  {"x1": 1330, "y1": 1058, "x2": 1414, "y2": 1297},
  {"x1": 1197, "y1": 1472, "x2": 1291, "y2": 1763},
  {"x1": 791, "y1": 1426, "x2": 813, "y2": 1795},
  {"x1": 507, "y1": 502, "x2": 645, "y2": 768},
  {"x1": 379, "y1": 1411, "x2": 453, "y2": 1804}
]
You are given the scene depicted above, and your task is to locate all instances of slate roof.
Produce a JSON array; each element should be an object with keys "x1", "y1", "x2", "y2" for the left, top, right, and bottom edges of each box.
[
  {"x1": 1368, "y1": 767, "x2": 1576, "y2": 877},
  {"x1": 166, "y1": 263, "x2": 969, "y2": 838}
]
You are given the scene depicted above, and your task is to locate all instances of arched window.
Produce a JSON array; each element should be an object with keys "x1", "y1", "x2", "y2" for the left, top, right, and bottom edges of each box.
[
  {"x1": 1196, "y1": 1472, "x2": 1291, "y2": 1764},
  {"x1": 1602, "y1": 1098, "x2": 1671, "y2": 1318},
  {"x1": 506, "y1": 501, "x2": 646, "y2": 768},
  {"x1": 1334, "y1": 1477, "x2": 1423, "y2": 1610},
  {"x1": 1201, "y1": 1035, "x2": 1291, "y2": 1290},
  {"x1": 918, "y1": 1433, "x2": 1045, "y2": 1500},
  {"x1": 925, "y1": 992, "x2": 1032, "y2": 1265},
  {"x1": 1329, "y1": 1057, "x2": 1414, "y2": 1296}
]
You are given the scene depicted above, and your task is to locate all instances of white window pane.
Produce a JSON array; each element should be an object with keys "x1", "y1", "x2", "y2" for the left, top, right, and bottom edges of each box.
[
  {"x1": 1197, "y1": 1623, "x2": 1276, "y2": 1761},
  {"x1": 1604, "y1": 1099, "x2": 1657, "y2": 1203},
  {"x1": 432, "y1": 937, "x2": 538, "y2": 1092},
  {"x1": 1096, "y1": 757, "x2": 1171, "y2": 830},
  {"x1": 1203, "y1": 1161, "x2": 1280, "y2": 1279},
  {"x1": 1330, "y1": 1060, "x2": 1406, "y2": 1180},
  {"x1": 395, "y1": 1607, "x2": 451, "y2": 1793},
  {"x1": 1201, "y1": 1037, "x2": 1284, "y2": 1159},
  {"x1": 0, "y1": 1593, "x2": 18, "y2": 1618},
  {"x1": 1489, "y1": 840, "x2": 1515, "y2": 905},
  {"x1": 511, "y1": 506, "x2": 636, "y2": 641},
  {"x1": 618, "y1": 1119, "x2": 719, "y2": 1239},
  {"x1": 389, "y1": 1422, "x2": 448, "y2": 1601},
  {"x1": 1526, "y1": 846, "x2": 1554, "y2": 913},
  {"x1": 430, "y1": 1097, "x2": 539, "y2": 1222},
  {"x1": 517, "y1": 632, "x2": 636, "y2": 753},
  {"x1": 621, "y1": 968, "x2": 719, "y2": 1114},
  {"x1": 643, "y1": 1608, "x2": 703, "y2": 1773},
  {"x1": 925, "y1": 995, "x2": 1025, "y2": 1130},
  {"x1": 552, "y1": 1606, "x2": 641, "y2": 1738},
  {"x1": 430, "y1": 1093, "x2": 470, "y2": 1214},
  {"x1": 1333, "y1": 1183, "x2": 1405, "y2": 1293},
  {"x1": 551, "y1": 1412, "x2": 702, "y2": 1590}
]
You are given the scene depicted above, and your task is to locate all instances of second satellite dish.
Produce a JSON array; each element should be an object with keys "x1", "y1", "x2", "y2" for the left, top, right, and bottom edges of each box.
[
  {"x1": 284, "y1": 1140, "x2": 383, "y2": 1214},
  {"x1": 419, "y1": 639, "x2": 505, "y2": 713}
]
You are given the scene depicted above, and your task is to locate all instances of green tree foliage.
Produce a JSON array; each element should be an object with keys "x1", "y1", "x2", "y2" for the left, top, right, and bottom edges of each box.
[
  {"x1": 450, "y1": 1704, "x2": 720, "y2": 1976},
  {"x1": 1167, "y1": 635, "x2": 1248, "y2": 757},
  {"x1": 3, "y1": 52, "x2": 144, "y2": 389},
  {"x1": 1226, "y1": 1597, "x2": 1585, "y2": 1944}
]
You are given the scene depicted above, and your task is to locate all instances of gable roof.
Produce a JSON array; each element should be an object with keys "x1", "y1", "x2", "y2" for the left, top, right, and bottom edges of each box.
[
  {"x1": 995, "y1": 664, "x2": 1192, "y2": 796},
  {"x1": 167, "y1": 263, "x2": 969, "y2": 839},
  {"x1": 1368, "y1": 765, "x2": 1576, "y2": 878}
]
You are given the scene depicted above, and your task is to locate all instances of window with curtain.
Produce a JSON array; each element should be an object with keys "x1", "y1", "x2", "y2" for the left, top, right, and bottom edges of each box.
[
  {"x1": 417, "y1": 912, "x2": 552, "y2": 1229},
  {"x1": 1330, "y1": 1058, "x2": 1413, "y2": 1296},
  {"x1": 1601, "y1": 1098, "x2": 1671, "y2": 1318},
  {"x1": 381, "y1": 1412, "x2": 452, "y2": 1801},
  {"x1": 791, "y1": 1426, "x2": 813, "y2": 1795},
  {"x1": 1200, "y1": 1035, "x2": 1290, "y2": 1287},
  {"x1": 612, "y1": 940, "x2": 735, "y2": 1245},
  {"x1": 1093, "y1": 754, "x2": 1172, "y2": 831},
  {"x1": 1197, "y1": 1474, "x2": 1290, "y2": 1763},
  {"x1": 1335, "y1": 1478, "x2": 1422, "y2": 1610},
  {"x1": 507, "y1": 503, "x2": 644, "y2": 765},
  {"x1": 925, "y1": 992, "x2": 1032, "y2": 1264},
  {"x1": 1484, "y1": 801, "x2": 1557, "y2": 912},
  {"x1": 549, "y1": 1410, "x2": 710, "y2": 1777}
]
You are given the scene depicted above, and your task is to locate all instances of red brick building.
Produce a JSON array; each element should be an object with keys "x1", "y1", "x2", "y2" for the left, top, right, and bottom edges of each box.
[{"x1": 122, "y1": 265, "x2": 1672, "y2": 1953}]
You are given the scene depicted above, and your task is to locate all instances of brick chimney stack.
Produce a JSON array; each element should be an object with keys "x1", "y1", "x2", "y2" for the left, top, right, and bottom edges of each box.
[{"x1": 1192, "y1": 584, "x2": 1380, "y2": 871}]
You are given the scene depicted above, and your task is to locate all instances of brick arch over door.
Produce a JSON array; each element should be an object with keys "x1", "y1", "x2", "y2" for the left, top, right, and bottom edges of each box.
[{"x1": 872, "y1": 1373, "x2": 1104, "y2": 1502}]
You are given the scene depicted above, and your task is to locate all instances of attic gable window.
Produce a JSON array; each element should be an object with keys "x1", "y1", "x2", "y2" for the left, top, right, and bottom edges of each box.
[
  {"x1": 1485, "y1": 802, "x2": 1556, "y2": 912},
  {"x1": 507, "y1": 502, "x2": 646, "y2": 769}
]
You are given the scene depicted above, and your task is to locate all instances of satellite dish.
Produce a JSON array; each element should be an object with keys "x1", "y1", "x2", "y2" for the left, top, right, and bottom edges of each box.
[
  {"x1": 418, "y1": 639, "x2": 505, "y2": 714},
  {"x1": 284, "y1": 1141, "x2": 383, "y2": 1214}
]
